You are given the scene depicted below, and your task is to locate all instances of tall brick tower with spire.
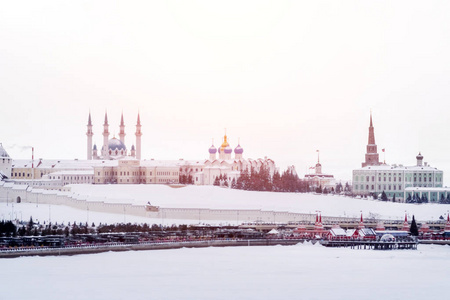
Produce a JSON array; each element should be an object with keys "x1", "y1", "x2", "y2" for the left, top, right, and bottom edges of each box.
[{"x1": 362, "y1": 112, "x2": 381, "y2": 167}]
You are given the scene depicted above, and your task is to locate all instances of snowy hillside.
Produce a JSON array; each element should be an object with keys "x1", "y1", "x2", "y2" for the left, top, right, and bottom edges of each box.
[
  {"x1": 3, "y1": 184, "x2": 449, "y2": 226},
  {"x1": 67, "y1": 184, "x2": 449, "y2": 221}
]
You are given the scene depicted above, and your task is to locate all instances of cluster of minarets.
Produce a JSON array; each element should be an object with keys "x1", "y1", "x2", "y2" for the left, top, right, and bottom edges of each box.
[{"x1": 86, "y1": 111, "x2": 142, "y2": 160}]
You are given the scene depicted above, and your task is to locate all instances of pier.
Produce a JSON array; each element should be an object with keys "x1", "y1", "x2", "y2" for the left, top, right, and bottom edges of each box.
[{"x1": 320, "y1": 240, "x2": 418, "y2": 250}]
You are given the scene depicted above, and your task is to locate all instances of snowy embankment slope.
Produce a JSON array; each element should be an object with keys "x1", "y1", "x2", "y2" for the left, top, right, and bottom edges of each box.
[
  {"x1": 0, "y1": 243, "x2": 449, "y2": 300},
  {"x1": 68, "y1": 184, "x2": 450, "y2": 221},
  {"x1": 2, "y1": 184, "x2": 449, "y2": 225}
]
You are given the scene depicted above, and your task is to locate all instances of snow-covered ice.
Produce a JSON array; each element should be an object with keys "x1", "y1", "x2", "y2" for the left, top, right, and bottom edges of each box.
[
  {"x1": 2, "y1": 185, "x2": 450, "y2": 300},
  {"x1": 0, "y1": 243, "x2": 449, "y2": 300}
]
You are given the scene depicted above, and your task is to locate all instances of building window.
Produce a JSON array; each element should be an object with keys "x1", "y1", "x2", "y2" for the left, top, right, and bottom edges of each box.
[
  {"x1": 384, "y1": 177, "x2": 386, "y2": 182},
  {"x1": 378, "y1": 177, "x2": 381, "y2": 181},
  {"x1": 388, "y1": 185, "x2": 391, "y2": 190},
  {"x1": 366, "y1": 176, "x2": 369, "y2": 182},
  {"x1": 371, "y1": 185, "x2": 374, "y2": 190},
  {"x1": 366, "y1": 185, "x2": 369, "y2": 190},
  {"x1": 371, "y1": 176, "x2": 375, "y2": 182}
]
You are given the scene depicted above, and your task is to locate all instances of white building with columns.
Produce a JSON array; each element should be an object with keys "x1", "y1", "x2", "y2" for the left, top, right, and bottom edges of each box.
[{"x1": 352, "y1": 114, "x2": 443, "y2": 202}]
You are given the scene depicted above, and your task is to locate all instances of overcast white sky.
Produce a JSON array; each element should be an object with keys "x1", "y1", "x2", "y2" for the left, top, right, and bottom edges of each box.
[{"x1": 1, "y1": 1, "x2": 450, "y2": 183}]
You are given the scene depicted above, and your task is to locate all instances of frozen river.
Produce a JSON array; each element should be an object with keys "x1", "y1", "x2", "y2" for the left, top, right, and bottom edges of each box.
[{"x1": 1, "y1": 242, "x2": 449, "y2": 300}]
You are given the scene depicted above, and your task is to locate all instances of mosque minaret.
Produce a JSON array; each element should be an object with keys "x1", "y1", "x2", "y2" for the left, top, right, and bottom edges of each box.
[
  {"x1": 135, "y1": 112, "x2": 142, "y2": 161},
  {"x1": 102, "y1": 112, "x2": 110, "y2": 158},
  {"x1": 119, "y1": 112, "x2": 126, "y2": 145},
  {"x1": 86, "y1": 112, "x2": 93, "y2": 160},
  {"x1": 87, "y1": 111, "x2": 141, "y2": 160}
]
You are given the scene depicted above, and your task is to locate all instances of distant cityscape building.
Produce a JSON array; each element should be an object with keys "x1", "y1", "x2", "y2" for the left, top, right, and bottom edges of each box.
[
  {"x1": 0, "y1": 143, "x2": 12, "y2": 180},
  {"x1": 197, "y1": 133, "x2": 276, "y2": 185},
  {"x1": 362, "y1": 112, "x2": 381, "y2": 167},
  {"x1": 353, "y1": 113, "x2": 443, "y2": 202},
  {"x1": 304, "y1": 151, "x2": 335, "y2": 191},
  {"x1": 1, "y1": 115, "x2": 276, "y2": 189},
  {"x1": 87, "y1": 111, "x2": 142, "y2": 160}
]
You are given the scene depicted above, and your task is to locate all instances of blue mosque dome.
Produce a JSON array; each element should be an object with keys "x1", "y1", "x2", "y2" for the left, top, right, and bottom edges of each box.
[
  {"x1": 108, "y1": 137, "x2": 127, "y2": 151},
  {"x1": 234, "y1": 144, "x2": 244, "y2": 155}
]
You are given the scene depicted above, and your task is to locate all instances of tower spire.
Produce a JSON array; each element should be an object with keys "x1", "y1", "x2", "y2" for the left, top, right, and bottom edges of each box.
[
  {"x1": 135, "y1": 111, "x2": 142, "y2": 160},
  {"x1": 104, "y1": 111, "x2": 108, "y2": 125},
  {"x1": 362, "y1": 111, "x2": 380, "y2": 167},
  {"x1": 86, "y1": 111, "x2": 93, "y2": 160},
  {"x1": 119, "y1": 111, "x2": 126, "y2": 145},
  {"x1": 103, "y1": 110, "x2": 110, "y2": 158}
]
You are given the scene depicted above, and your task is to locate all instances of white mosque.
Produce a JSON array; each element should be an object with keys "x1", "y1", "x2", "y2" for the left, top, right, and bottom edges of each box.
[{"x1": 87, "y1": 111, "x2": 142, "y2": 160}]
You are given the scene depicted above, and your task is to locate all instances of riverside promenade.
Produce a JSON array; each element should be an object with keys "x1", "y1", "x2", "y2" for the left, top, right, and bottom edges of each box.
[{"x1": 0, "y1": 238, "x2": 304, "y2": 258}]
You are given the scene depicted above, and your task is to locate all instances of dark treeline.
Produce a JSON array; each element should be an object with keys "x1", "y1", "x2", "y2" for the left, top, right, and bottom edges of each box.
[
  {"x1": 6, "y1": 217, "x2": 194, "y2": 238},
  {"x1": 405, "y1": 193, "x2": 450, "y2": 204},
  {"x1": 0, "y1": 221, "x2": 17, "y2": 237},
  {"x1": 231, "y1": 167, "x2": 311, "y2": 193},
  {"x1": 179, "y1": 174, "x2": 193, "y2": 184}
]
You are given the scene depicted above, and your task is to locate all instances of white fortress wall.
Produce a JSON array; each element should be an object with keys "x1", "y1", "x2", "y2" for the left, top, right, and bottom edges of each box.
[{"x1": 0, "y1": 182, "x2": 323, "y2": 223}]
